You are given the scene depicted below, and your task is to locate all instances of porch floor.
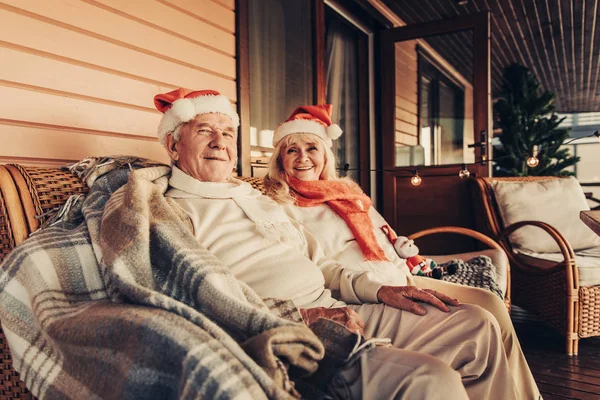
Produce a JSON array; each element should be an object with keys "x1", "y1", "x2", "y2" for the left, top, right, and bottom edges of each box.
[{"x1": 512, "y1": 306, "x2": 600, "y2": 399}]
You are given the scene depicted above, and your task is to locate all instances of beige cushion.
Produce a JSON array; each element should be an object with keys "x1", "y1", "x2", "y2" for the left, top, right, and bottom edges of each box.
[
  {"x1": 492, "y1": 177, "x2": 600, "y2": 252},
  {"x1": 516, "y1": 246, "x2": 600, "y2": 287}
]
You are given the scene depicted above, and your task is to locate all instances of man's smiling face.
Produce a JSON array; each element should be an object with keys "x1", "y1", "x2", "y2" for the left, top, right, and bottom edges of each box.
[{"x1": 166, "y1": 113, "x2": 237, "y2": 182}]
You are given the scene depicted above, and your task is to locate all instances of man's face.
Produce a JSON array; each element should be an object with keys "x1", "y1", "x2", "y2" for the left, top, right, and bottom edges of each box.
[{"x1": 166, "y1": 113, "x2": 237, "y2": 182}]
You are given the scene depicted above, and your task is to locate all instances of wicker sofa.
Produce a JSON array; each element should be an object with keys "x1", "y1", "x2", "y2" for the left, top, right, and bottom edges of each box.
[
  {"x1": 471, "y1": 176, "x2": 600, "y2": 356},
  {"x1": 0, "y1": 163, "x2": 511, "y2": 398}
]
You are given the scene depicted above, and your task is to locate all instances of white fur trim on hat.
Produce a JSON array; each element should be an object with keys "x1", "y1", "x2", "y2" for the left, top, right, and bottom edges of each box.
[
  {"x1": 327, "y1": 124, "x2": 343, "y2": 140},
  {"x1": 273, "y1": 119, "x2": 343, "y2": 147},
  {"x1": 157, "y1": 94, "x2": 240, "y2": 144}
]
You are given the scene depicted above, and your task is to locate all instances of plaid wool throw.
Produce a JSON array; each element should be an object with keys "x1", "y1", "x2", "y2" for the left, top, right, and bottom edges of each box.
[
  {"x1": 0, "y1": 158, "x2": 327, "y2": 400},
  {"x1": 440, "y1": 255, "x2": 504, "y2": 300}
]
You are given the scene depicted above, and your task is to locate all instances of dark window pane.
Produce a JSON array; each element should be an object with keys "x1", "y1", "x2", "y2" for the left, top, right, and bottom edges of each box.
[
  {"x1": 248, "y1": 0, "x2": 313, "y2": 148},
  {"x1": 325, "y1": 6, "x2": 365, "y2": 182}
]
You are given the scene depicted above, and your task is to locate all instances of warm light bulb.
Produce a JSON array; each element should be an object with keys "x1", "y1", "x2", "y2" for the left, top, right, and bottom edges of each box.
[
  {"x1": 526, "y1": 155, "x2": 539, "y2": 167},
  {"x1": 410, "y1": 174, "x2": 422, "y2": 186},
  {"x1": 458, "y1": 164, "x2": 470, "y2": 179},
  {"x1": 527, "y1": 145, "x2": 539, "y2": 168}
]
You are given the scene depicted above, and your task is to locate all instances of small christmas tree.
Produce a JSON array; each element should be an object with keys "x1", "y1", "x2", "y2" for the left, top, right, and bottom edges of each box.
[{"x1": 493, "y1": 63, "x2": 579, "y2": 176}]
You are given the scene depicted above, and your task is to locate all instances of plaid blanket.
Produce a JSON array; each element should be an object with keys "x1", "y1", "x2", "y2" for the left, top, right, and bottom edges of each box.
[
  {"x1": 0, "y1": 158, "x2": 328, "y2": 400},
  {"x1": 439, "y1": 255, "x2": 504, "y2": 299}
]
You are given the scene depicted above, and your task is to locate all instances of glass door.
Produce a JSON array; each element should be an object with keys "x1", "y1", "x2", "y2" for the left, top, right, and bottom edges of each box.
[{"x1": 379, "y1": 11, "x2": 491, "y2": 250}]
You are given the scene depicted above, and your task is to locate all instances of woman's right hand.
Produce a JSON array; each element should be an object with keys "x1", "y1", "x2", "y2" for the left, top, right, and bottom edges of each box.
[
  {"x1": 377, "y1": 285, "x2": 460, "y2": 316},
  {"x1": 299, "y1": 306, "x2": 364, "y2": 335}
]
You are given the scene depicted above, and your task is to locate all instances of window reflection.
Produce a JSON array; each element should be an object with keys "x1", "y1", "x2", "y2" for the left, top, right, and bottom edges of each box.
[
  {"x1": 394, "y1": 32, "x2": 475, "y2": 167},
  {"x1": 248, "y1": 0, "x2": 313, "y2": 161}
]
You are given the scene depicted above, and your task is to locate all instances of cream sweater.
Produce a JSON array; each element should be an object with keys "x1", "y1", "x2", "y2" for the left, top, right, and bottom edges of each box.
[
  {"x1": 165, "y1": 167, "x2": 346, "y2": 309},
  {"x1": 283, "y1": 203, "x2": 413, "y2": 302}
]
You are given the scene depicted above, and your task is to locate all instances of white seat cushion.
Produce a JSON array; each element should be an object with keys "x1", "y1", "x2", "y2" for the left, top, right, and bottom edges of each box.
[{"x1": 516, "y1": 245, "x2": 600, "y2": 287}]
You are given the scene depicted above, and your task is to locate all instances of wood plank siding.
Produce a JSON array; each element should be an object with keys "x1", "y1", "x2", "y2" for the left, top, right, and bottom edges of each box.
[{"x1": 0, "y1": 0, "x2": 236, "y2": 167}]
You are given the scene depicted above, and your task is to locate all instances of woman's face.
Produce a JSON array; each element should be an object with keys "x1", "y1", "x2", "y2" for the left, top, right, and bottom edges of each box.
[{"x1": 280, "y1": 136, "x2": 326, "y2": 181}]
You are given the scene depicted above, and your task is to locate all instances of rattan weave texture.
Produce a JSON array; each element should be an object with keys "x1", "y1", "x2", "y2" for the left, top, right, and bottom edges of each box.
[
  {"x1": 0, "y1": 194, "x2": 14, "y2": 265},
  {"x1": 579, "y1": 286, "x2": 600, "y2": 338},
  {"x1": 237, "y1": 176, "x2": 267, "y2": 194},
  {"x1": 14, "y1": 165, "x2": 88, "y2": 226}
]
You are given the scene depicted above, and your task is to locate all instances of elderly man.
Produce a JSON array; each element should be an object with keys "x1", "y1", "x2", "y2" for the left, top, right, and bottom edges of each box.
[{"x1": 154, "y1": 88, "x2": 517, "y2": 400}]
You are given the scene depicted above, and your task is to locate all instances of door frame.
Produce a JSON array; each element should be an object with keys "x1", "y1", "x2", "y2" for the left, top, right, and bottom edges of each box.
[{"x1": 379, "y1": 11, "x2": 491, "y2": 230}]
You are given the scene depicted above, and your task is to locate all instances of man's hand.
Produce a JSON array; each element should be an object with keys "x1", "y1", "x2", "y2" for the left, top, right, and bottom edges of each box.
[
  {"x1": 377, "y1": 285, "x2": 460, "y2": 316},
  {"x1": 299, "y1": 306, "x2": 364, "y2": 335}
]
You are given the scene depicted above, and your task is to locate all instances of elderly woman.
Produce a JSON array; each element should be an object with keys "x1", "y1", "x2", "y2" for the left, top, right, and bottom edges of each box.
[{"x1": 265, "y1": 104, "x2": 542, "y2": 400}]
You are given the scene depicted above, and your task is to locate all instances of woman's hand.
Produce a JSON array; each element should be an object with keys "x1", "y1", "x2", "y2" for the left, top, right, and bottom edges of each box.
[
  {"x1": 299, "y1": 306, "x2": 364, "y2": 335},
  {"x1": 377, "y1": 285, "x2": 460, "y2": 316}
]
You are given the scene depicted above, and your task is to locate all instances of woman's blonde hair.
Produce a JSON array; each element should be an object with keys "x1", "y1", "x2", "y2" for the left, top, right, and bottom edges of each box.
[{"x1": 264, "y1": 132, "x2": 357, "y2": 203}]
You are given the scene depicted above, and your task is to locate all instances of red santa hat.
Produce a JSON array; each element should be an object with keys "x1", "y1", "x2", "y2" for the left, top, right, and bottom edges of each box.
[
  {"x1": 273, "y1": 104, "x2": 343, "y2": 147},
  {"x1": 154, "y1": 88, "x2": 239, "y2": 144}
]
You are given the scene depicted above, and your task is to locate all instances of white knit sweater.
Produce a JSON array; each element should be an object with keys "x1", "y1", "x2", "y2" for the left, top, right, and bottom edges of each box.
[
  {"x1": 165, "y1": 167, "x2": 346, "y2": 309},
  {"x1": 282, "y1": 203, "x2": 413, "y2": 303}
]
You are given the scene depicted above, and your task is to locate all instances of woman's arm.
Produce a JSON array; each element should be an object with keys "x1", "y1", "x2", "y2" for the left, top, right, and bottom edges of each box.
[{"x1": 292, "y1": 219, "x2": 386, "y2": 304}]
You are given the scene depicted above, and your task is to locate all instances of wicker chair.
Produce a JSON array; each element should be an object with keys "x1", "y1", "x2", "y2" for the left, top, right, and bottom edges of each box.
[
  {"x1": 471, "y1": 176, "x2": 600, "y2": 356},
  {"x1": 0, "y1": 164, "x2": 510, "y2": 397},
  {"x1": 0, "y1": 164, "x2": 91, "y2": 399}
]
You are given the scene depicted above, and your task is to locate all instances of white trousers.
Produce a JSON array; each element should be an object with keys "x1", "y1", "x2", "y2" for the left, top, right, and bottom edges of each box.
[
  {"x1": 414, "y1": 277, "x2": 541, "y2": 400},
  {"x1": 328, "y1": 345, "x2": 468, "y2": 400},
  {"x1": 329, "y1": 301, "x2": 517, "y2": 400}
]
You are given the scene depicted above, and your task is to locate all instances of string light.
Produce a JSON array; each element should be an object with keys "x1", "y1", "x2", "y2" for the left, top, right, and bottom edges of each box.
[
  {"x1": 458, "y1": 163, "x2": 470, "y2": 179},
  {"x1": 526, "y1": 145, "x2": 539, "y2": 168},
  {"x1": 410, "y1": 170, "x2": 422, "y2": 186},
  {"x1": 343, "y1": 130, "x2": 600, "y2": 186}
]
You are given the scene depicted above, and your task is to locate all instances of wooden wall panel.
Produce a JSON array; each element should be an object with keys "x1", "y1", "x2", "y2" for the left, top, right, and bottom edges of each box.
[
  {"x1": 0, "y1": 8, "x2": 236, "y2": 99},
  {"x1": 0, "y1": 86, "x2": 161, "y2": 136},
  {"x1": 0, "y1": 0, "x2": 236, "y2": 167},
  {"x1": 92, "y1": 0, "x2": 235, "y2": 55},
  {"x1": 164, "y1": 0, "x2": 235, "y2": 33},
  {"x1": 214, "y1": 0, "x2": 235, "y2": 10},
  {"x1": 389, "y1": 171, "x2": 479, "y2": 254},
  {"x1": 4, "y1": 0, "x2": 235, "y2": 79},
  {"x1": 0, "y1": 124, "x2": 167, "y2": 165},
  {"x1": 0, "y1": 48, "x2": 171, "y2": 109}
]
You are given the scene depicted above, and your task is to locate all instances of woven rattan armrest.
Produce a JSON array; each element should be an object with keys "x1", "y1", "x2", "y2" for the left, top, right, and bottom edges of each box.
[
  {"x1": 0, "y1": 166, "x2": 29, "y2": 248},
  {"x1": 498, "y1": 220, "x2": 578, "y2": 284},
  {"x1": 408, "y1": 227, "x2": 511, "y2": 310},
  {"x1": 408, "y1": 226, "x2": 504, "y2": 251}
]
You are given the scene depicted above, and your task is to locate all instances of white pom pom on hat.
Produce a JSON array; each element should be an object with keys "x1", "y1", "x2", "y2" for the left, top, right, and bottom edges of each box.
[
  {"x1": 154, "y1": 88, "x2": 239, "y2": 145},
  {"x1": 272, "y1": 104, "x2": 343, "y2": 147}
]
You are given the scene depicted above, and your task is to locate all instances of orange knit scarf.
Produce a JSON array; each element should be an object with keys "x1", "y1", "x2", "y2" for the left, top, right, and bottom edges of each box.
[{"x1": 288, "y1": 177, "x2": 388, "y2": 261}]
